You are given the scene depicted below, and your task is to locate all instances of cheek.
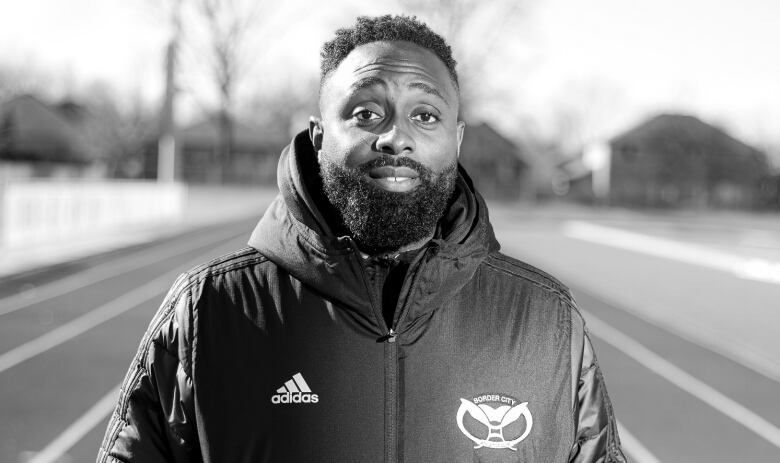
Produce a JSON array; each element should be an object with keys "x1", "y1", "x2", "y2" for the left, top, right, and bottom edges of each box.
[
  {"x1": 418, "y1": 134, "x2": 460, "y2": 171},
  {"x1": 322, "y1": 129, "x2": 375, "y2": 168}
]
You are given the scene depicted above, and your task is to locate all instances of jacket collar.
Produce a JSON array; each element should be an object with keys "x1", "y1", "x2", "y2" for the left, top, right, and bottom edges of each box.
[{"x1": 248, "y1": 130, "x2": 499, "y2": 332}]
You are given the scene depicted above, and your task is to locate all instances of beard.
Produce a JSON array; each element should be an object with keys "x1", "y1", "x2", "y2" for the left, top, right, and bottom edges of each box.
[{"x1": 319, "y1": 155, "x2": 458, "y2": 255}]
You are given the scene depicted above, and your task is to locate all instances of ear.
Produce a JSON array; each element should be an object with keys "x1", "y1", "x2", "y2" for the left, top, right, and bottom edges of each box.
[
  {"x1": 455, "y1": 121, "x2": 466, "y2": 158},
  {"x1": 309, "y1": 116, "x2": 324, "y2": 153}
]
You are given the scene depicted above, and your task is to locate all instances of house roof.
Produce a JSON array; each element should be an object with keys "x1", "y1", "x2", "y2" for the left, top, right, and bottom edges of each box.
[
  {"x1": 459, "y1": 122, "x2": 528, "y2": 168},
  {"x1": 0, "y1": 94, "x2": 85, "y2": 163},
  {"x1": 612, "y1": 114, "x2": 763, "y2": 160},
  {"x1": 610, "y1": 113, "x2": 770, "y2": 182}
]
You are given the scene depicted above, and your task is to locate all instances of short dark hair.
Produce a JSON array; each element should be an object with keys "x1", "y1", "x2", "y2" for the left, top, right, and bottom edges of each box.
[{"x1": 320, "y1": 15, "x2": 458, "y2": 89}]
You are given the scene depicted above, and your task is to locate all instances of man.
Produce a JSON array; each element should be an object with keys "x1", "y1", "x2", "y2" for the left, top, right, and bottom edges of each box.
[{"x1": 99, "y1": 15, "x2": 626, "y2": 463}]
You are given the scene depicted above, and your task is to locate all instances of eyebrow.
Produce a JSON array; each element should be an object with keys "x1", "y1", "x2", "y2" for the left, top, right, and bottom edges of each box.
[{"x1": 347, "y1": 77, "x2": 386, "y2": 96}]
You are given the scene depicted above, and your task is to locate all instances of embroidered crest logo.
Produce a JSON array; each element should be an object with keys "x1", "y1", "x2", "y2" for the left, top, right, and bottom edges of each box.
[{"x1": 456, "y1": 394, "x2": 533, "y2": 451}]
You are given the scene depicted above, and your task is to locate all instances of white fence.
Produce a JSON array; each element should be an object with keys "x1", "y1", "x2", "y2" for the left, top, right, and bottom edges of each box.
[{"x1": 0, "y1": 180, "x2": 186, "y2": 249}]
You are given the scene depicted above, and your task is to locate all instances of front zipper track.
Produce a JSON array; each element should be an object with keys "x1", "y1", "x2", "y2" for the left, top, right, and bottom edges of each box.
[
  {"x1": 382, "y1": 248, "x2": 430, "y2": 463},
  {"x1": 349, "y1": 242, "x2": 430, "y2": 463},
  {"x1": 385, "y1": 337, "x2": 399, "y2": 462}
]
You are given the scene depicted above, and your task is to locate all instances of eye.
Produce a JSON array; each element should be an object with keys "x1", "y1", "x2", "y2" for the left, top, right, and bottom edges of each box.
[
  {"x1": 352, "y1": 109, "x2": 382, "y2": 123},
  {"x1": 411, "y1": 112, "x2": 440, "y2": 124}
]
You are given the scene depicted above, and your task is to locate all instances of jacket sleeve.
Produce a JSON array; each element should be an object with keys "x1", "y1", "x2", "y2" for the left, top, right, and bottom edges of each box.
[
  {"x1": 569, "y1": 311, "x2": 627, "y2": 463},
  {"x1": 97, "y1": 274, "x2": 201, "y2": 463}
]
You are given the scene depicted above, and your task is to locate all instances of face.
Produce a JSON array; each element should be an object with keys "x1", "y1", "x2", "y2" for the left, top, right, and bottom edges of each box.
[
  {"x1": 310, "y1": 41, "x2": 465, "y2": 253},
  {"x1": 313, "y1": 40, "x2": 464, "y2": 192}
]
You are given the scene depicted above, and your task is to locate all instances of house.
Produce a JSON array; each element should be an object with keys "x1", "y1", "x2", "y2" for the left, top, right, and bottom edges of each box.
[
  {"x1": 144, "y1": 115, "x2": 287, "y2": 184},
  {"x1": 609, "y1": 114, "x2": 770, "y2": 208},
  {"x1": 758, "y1": 173, "x2": 780, "y2": 210},
  {"x1": 457, "y1": 122, "x2": 531, "y2": 200},
  {"x1": 564, "y1": 114, "x2": 771, "y2": 209},
  {"x1": 0, "y1": 95, "x2": 90, "y2": 178}
]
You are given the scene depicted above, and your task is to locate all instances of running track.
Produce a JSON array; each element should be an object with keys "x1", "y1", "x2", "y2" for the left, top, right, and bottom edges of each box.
[{"x1": 1, "y1": 207, "x2": 778, "y2": 462}]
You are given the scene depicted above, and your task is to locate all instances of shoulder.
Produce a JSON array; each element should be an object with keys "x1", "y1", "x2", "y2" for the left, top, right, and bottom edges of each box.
[
  {"x1": 153, "y1": 247, "x2": 271, "y2": 311},
  {"x1": 144, "y1": 247, "x2": 273, "y2": 367},
  {"x1": 165, "y1": 246, "x2": 281, "y2": 319},
  {"x1": 482, "y1": 252, "x2": 575, "y2": 303},
  {"x1": 180, "y1": 246, "x2": 270, "y2": 284},
  {"x1": 479, "y1": 251, "x2": 585, "y2": 323}
]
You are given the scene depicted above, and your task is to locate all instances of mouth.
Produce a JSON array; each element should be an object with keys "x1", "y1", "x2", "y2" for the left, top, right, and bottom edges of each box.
[{"x1": 366, "y1": 166, "x2": 421, "y2": 192}]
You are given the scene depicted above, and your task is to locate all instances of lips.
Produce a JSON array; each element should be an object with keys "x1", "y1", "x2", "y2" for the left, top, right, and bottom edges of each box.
[
  {"x1": 367, "y1": 166, "x2": 420, "y2": 181},
  {"x1": 365, "y1": 165, "x2": 422, "y2": 192}
]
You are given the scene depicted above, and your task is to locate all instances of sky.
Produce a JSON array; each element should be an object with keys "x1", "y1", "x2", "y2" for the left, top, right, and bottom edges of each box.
[{"x1": 1, "y1": 0, "x2": 778, "y2": 157}]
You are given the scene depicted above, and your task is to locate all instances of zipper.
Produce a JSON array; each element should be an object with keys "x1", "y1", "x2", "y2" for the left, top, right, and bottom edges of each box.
[
  {"x1": 343, "y1": 239, "x2": 397, "y2": 461},
  {"x1": 376, "y1": 328, "x2": 397, "y2": 343},
  {"x1": 348, "y1": 239, "x2": 430, "y2": 463},
  {"x1": 390, "y1": 248, "x2": 429, "y2": 330},
  {"x1": 384, "y1": 329, "x2": 399, "y2": 463},
  {"x1": 380, "y1": 247, "x2": 430, "y2": 463}
]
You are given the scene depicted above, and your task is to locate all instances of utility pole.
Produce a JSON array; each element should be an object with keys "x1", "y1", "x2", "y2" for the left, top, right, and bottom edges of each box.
[
  {"x1": 157, "y1": 0, "x2": 181, "y2": 182},
  {"x1": 584, "y1": 141, "x2": 612, "y2": 205}
]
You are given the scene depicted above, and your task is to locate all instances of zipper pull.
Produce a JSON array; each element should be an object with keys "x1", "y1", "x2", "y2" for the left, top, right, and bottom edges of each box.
[{"x1": 376, "y1": 328, "x2": 397, "y2": 343}]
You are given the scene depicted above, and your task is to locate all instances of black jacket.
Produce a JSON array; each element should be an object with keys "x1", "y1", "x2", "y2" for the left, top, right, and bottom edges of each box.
[{"x1": 98, "y1": 131, "x2": 626, "y2": 462}]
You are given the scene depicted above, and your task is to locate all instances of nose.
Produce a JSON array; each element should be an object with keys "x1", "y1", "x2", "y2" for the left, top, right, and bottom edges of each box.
[{"x1": 375, "y1": 124, "x2": 415, "y2": 155}]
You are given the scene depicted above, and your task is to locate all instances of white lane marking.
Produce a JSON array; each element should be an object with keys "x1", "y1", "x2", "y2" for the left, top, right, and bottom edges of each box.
[
  {"x1": 499, "y1": 224, "x2": 780, "y2": 384},
  {"x1": 0, "y1": 238, "x2": 243, "y2": 374},
  {"x1": 563, "y1": 221, "x2": 780, "y2": 284},
  {"x1": 585, "y1": 310, "x2": 780, "y2": 449},
  {"x1": 0, "y1": 276, "x2": 168, "y2": 374},
  {"x1": 616, "y1": 421, "x2": 663, "y2": 463},
  {"x1": 26, "y1": 384, "x2": 120, "y2": 463},
  {"x1": 0, "y1": 226, "x2": 243, "y2": 317},
  {"x1": 574, "y1": 285, "x2": 780, "y2": 385}
]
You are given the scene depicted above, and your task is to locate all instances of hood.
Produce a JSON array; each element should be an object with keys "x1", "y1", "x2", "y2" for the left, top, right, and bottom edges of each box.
[{"x1": 248, "y1": 130, "x2": 500, "y2": 333}]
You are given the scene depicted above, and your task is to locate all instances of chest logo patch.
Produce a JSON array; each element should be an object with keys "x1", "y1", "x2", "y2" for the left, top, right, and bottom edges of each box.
[
  {"x1": 271, "y1": 372, "x2": 319, "y2": 405},
  {"x1": 456, "y1": 394, "x2": 533, "y2": 451}
]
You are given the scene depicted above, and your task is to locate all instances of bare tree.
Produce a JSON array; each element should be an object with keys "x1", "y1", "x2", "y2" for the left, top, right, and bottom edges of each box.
[
  {"x1": 148, "y1": 0, "x2": 302, "y2": 182},
  {"x1": 176, "y1": 0, "x2": 271, "y2": 182},
  {"x1": 75, "y1": 84, "x2": 157, "y2": 178},
  {"x1": 198, "y1": 0, "x2": 250, "y2": 162},
  {"x1": 243, "y1": 75, "x2": 320, "y2": 138},
  {"x1": 546, "y1": 78, "x2": 629, "y2": 158}
]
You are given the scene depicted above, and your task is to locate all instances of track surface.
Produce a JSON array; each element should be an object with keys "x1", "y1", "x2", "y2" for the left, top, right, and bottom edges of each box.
[{"x1": 1, "y1": 205, "x2": 778, "y2": 462}]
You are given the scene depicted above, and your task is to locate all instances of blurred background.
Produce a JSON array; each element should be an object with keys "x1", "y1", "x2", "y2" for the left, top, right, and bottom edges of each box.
[{"x1": 0, "y1": 0, "x2": 778, "y2": 462}]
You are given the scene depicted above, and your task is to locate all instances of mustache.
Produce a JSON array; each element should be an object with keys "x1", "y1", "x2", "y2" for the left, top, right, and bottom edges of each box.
[{"x1": 358, "y1": 156, "x2": 432, "y2": 175}]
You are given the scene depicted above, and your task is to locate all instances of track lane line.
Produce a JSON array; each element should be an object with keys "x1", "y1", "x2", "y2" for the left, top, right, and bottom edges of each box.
[
  {"x1": 584, "y1": 310, "x2": 780, "y2": 449},
  {"x1": 0, "y1": 235, "x2": 246, "y2": 374},
  {"x1": 563, "y1": 220, "x2": 780, "y2": 284},
  {"x1": 616, "y1": 421, "x2": 662, "y2": 463},
  {"x1": 0, "y1": 224, "x2": 247, "y2": 317},
  {"x1": 25, "y1": 384, "x2": 121, "y2": 463},
  {"x1": 0, "y1": 273, "x2": 170, "y2": 374},
  {"x1": 578, "y1": 284, "x2": 780, "y2": 385},
  {"x1": 504, "y1": 225, "x2": 780, "y2": 383}
]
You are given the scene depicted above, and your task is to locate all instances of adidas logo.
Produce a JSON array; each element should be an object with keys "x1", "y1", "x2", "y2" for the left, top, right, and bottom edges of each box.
[{"x1": 271, "y1": 372, "x2": 319, "y2": 405}]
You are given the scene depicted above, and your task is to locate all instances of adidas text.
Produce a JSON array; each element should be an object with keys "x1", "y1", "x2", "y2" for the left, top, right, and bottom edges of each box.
[{"x1": 271, "y1": 392, "x2": 319, "y2": 404}]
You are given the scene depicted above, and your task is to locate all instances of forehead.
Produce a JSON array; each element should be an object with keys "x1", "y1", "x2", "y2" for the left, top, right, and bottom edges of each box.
[{"x1": 322, "y1": 41, "x2": 458, "y2": 104}]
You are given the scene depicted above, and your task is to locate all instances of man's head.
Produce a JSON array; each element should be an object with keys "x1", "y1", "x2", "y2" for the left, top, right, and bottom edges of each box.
[{"x1": 310, "y1": 15, "x2": 466, "y2": 254}]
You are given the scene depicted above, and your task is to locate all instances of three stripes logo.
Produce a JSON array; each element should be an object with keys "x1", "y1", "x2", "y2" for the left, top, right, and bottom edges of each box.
[{"x1": 271, "y1": 372, "x2": 319, "y2": 405}]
